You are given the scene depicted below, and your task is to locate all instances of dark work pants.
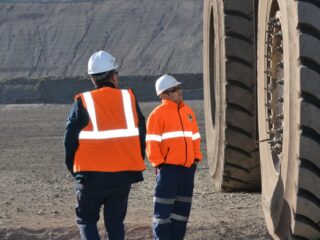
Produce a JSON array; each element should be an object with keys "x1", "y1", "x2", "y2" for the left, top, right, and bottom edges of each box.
[
  {"x1": 153, "y1": 164, "x2": 197, "y2": 240},
  {"x1": 75, "y1": 183, "x2": 131, "y2": 240}
]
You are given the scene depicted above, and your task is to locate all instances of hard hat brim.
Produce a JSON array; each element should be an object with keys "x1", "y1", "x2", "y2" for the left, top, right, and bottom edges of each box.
[
  {"x1": 157, "y1": 81, "x2": 181, "y2": 96},
  {"x1": 88, "y1": 63, "x2": 118, "y2": 75}
]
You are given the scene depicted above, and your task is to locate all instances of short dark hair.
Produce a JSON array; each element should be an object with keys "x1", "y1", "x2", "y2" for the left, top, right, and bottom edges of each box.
[{"x1": 91, "y1": 70, "x2": 116, "y2": 84}]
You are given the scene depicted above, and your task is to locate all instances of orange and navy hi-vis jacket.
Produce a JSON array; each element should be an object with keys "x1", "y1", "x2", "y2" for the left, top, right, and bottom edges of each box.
[
  {"x1": 73, "y1": 87, "x2": 146, "y2": 173},
  {"x1": 146, "y1": 99, "x2": 202, "y2": 168}
]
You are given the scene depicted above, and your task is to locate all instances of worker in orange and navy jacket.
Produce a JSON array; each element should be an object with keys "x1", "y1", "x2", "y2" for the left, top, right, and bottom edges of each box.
[
  {"x1": 146, "y1": 74, "x2": 202, "y2": 240},
  {"x1": 64, "y1": 51, "x2": 146, "y2": 240}
]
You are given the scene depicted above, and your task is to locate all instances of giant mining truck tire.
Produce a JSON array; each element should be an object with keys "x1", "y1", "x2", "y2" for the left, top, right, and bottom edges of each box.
[
  {"x1": 203, "y1": 0, "x2": 260, "y2": 191},
  {"x1": 257, "y1": 0, "x2": 320, "y2": 239}
]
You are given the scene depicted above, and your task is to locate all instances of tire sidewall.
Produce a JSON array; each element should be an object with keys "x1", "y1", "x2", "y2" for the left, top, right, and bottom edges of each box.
[
  {"x1": 203, "y1": 0, "x2": 226, "y2": 184},
  {"x1": 257, "y1": 0, "x2": 300, "y2": 237}
]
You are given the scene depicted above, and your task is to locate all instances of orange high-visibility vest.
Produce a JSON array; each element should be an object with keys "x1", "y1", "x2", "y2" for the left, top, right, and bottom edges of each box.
[
  {"x1": 146, "y1": 99, "x2": 202, "y2": 167},
  {"x1": 73, "y1": 87, "x2": 145, "y2": 173}
]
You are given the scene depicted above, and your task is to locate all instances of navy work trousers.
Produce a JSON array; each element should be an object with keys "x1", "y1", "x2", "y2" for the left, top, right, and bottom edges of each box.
[
  {"x1": 153, "y1": 164, "x2": 197, "y2": 240},
  {"x1": 75, "y1": 183, "x2": 131, "y2": 240}
]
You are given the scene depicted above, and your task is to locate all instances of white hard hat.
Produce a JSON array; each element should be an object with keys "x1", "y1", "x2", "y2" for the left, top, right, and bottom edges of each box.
[
  {"x1": 155, "y1": 74, "x2": 181, "y2": 96},
  {"x1": 88, "y1": 51, "x2": 119, "y2": 75}
]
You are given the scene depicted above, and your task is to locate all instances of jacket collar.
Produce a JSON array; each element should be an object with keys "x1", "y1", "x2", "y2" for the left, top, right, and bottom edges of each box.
[
  {"x1": 96, "y1": 81, "x2": 116, "y2": 89},
  {"x1": 162, "y1": 99, "x2": 185, "y2": 109}
]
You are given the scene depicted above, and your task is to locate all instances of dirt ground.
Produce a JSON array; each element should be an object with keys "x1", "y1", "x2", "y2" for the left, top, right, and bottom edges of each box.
[{"x1": 0, "y1": 101, "x2": 271, "y2": 239}]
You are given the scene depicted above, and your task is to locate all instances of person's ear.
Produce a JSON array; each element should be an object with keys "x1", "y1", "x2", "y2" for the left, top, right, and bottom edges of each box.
[
  {"x1": 111, "y1": 73, "x2": 115, "y2": 81},
  {"x1": 159, "y1": 93, "x2": 167, "y2": 100},
  {"x1": 110, "y1": 73, "x2": 117, "y2": 83}
]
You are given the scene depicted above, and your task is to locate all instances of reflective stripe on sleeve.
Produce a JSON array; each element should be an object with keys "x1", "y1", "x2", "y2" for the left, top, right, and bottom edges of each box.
[
  {"x1": 153, "y1": 197, "x2": 175, "y2": 204},
  {"x1": 175, "y1": 195, "x2": 192, "y2": 203},
  {"x1": 192, "y1": 132, "x2": 201, "y2": 140}
]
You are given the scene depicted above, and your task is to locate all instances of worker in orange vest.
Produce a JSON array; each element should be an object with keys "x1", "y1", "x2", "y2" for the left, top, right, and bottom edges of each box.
[
  {"x1": 64, "y1": 50, "x2": 146, "y2": 240},
  {"x1": 146, "y1": 74, "x2": 202, "y2": 240}
]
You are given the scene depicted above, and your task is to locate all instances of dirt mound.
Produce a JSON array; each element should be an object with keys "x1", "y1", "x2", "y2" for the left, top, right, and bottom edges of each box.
[{"x1": 0, "y1": 0, "x2": 202, "y2": 80}]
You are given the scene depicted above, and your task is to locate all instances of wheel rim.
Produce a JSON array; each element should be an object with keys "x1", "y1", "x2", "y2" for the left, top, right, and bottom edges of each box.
[{"x1": 265, "y1": 9, "x2": 284, "y2": 174}]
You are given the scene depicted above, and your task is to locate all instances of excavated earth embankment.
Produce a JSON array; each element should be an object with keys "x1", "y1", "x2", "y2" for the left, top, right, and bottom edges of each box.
[
  {"x1": 0, "y1": 0, "x2": 203, "y2": 103},
  {"x1": 0, "y1": 0, "x2": 202, "y2": 78},
  {"x1": 0, "y1": 74, "x2": 203, "y2": 104}
]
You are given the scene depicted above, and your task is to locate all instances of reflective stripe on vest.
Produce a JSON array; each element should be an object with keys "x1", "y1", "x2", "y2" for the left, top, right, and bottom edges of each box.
[
  {"x1": 146, "y1": 131, "x2": 200, "y2": 142},
  {"x1": 79, "y1": 90, "x2": 139, "y2": 139}
]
